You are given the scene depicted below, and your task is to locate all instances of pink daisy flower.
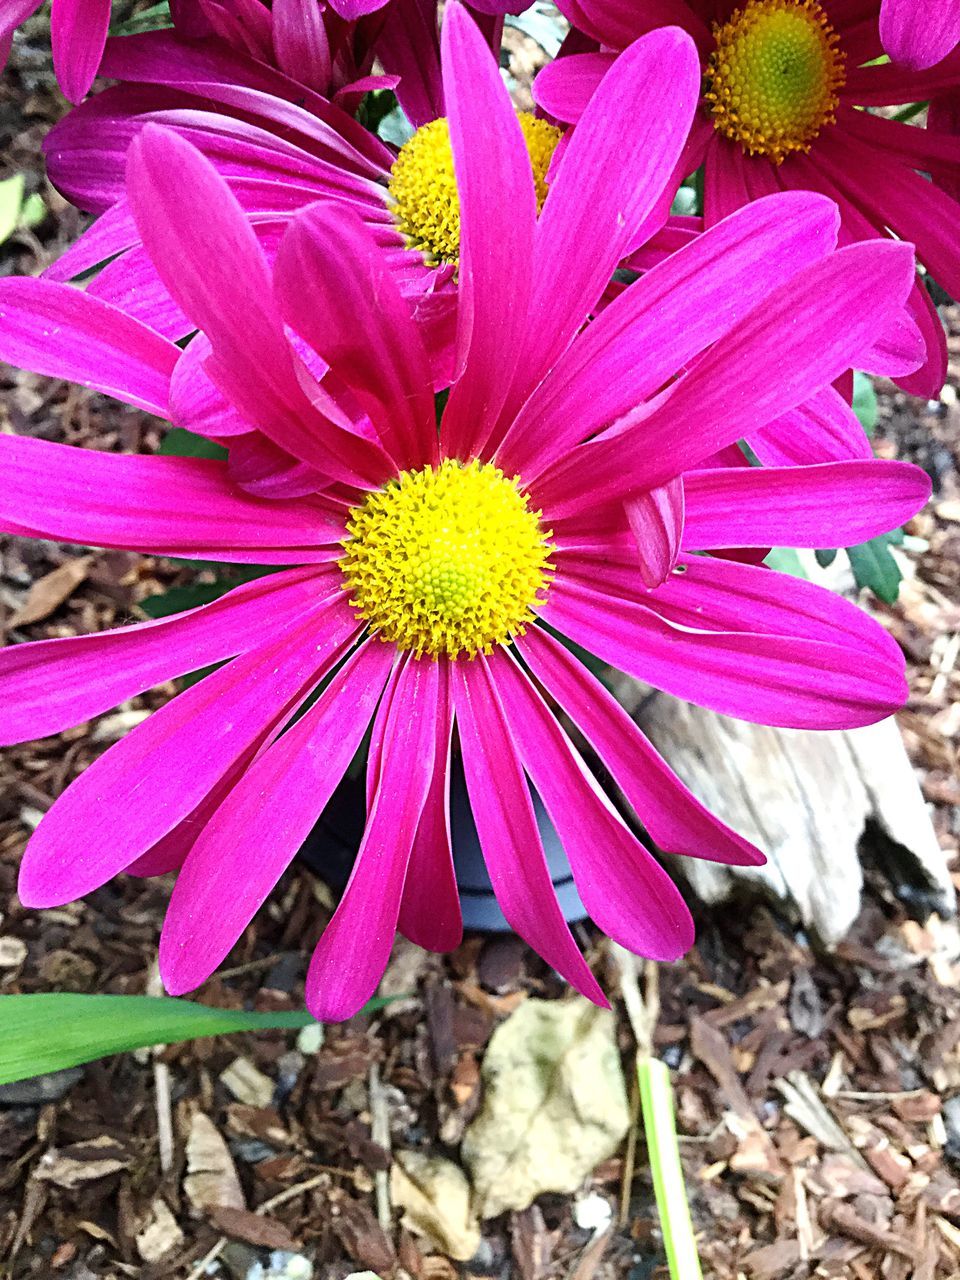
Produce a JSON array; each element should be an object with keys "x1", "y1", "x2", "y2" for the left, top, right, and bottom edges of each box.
[
  {"x1": 880, "y1": 0, "x2": 960, "y2": 69},
  {"x1": 537, "y1": 0, "x2": 960, "y2": 399},
  {"x1": 1, "y1": 0, "x2": 110, "y2": 102},
  {"x1": 0, "y1": 14, "x2": 929, "y2": 1019}
]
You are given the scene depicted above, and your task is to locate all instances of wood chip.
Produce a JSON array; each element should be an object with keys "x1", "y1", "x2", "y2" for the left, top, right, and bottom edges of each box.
[
  {"x1": 34, "y1": 1137, "x2": 131, "y2": 1189},
  {"x1": 10, "y1": 556, "x2": 92, "y2": 627},
  {"x1": 220, "y1": 1056, "x2": 275, "y2": 1109},
  {"x1": 183, "y1": 1112, "x2": 245, "y2": 1212},
  {"x1": 207, "y1": 1205, "x2": 298, "y2": 1251},
  {"x1": 135, "y1": 1198, "x2": 184, "y2": 1264}
]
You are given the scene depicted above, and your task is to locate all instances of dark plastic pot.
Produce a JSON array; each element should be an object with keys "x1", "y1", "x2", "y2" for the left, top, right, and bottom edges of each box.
[{"x1": 298, "y1": 756, "x2": 587, "y2": 931}]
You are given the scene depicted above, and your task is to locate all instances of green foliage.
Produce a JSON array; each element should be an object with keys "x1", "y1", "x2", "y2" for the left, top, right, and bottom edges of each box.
[
  {"x1": 0, "y1": 174, "x2": 44, "y2": 245},
  {"x1": 851, "y1": 371, "x2": 878, "y2": 435},
  {"x1": 763, "y1": 547, "x2": 808, "y2": 579},
  {"x1": 111, "y1": 1, "x2": 173, "y2": 35},
  {"x1": 158, "y1": 427, "x2": 228, "y2": 461},
  {"x1": 847, "y1": 530, "x2": 904, "y2": 604}
]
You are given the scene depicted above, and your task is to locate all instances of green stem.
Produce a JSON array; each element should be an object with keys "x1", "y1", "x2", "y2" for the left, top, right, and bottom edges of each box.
[
  {"x1": 892, "y1": 100, "x2": 929, "y2": 123},
  {"x1": 638, "y1": 1056, "x2": 703, "y2": 1280}
]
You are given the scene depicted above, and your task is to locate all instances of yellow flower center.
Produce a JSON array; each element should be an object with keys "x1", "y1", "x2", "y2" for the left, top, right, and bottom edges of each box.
[
  {"x1": 387, "y1": 112, "x2": 562, "y2": 264},
  {"x1": 339, "y1": 459, "x2": 553, "y2": 660},
  {"x1": 705, "y1": 0, "x2": 845, "y2": 164}
]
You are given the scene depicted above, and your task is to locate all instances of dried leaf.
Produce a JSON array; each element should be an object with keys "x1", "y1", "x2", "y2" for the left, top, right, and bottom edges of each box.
[
  {"x1": 34, "y1": 1136, "x2": 131, "y2": 1189},
  {"x1": 391, "y1": 1151, "x2": 481, "y2": 1262},
  {"x1": 208, "y1": 1205, "x2": 298, "y2": 1251},
  {"x1": 183, "y1": 1111, "x2": 245, "y2": 1212},
  {"x1": 462, "y1": 998, "x2": 629, "y2": 1219},
  {"x1": 135, "y1": 1198, "x2": 184, "y2": 1264},
  {"x1": 10, "y1": 556, "x2": 92, "y2": 627},
  {"x1": 220, "y1": 1056, "x2": 275, "y2": 1108}
]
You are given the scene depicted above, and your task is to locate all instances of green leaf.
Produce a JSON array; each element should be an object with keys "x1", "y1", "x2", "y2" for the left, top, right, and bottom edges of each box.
[
  {"x1": 19, "y1": 192, "x2": 46, "y2": 229},
  {"x1": 848, "y1": 533, "x2": 903, "y2": 604},
  {"x1": 111, "y1": 1, "x2": 173, "y2": 34},
  {"x1": 0, "y1": 173, "x2": 25, "y2": 245},
  {"x1": 638, "y1": 1057, "x2": 703, "y2": 1280},
  {"x1": 158, "y1": 427, "x2": 228, "y2": 461},
  {"x1": 139, "y1": 580, "x2": 234, "y2": 619},
  {"x1": 764, "y1": 547, "x2": 808, "y2": 579},
  {"x1": 815, "y1": 548, "x2": 838, "y2": 569},
  {"x1": 0, "y1": 994, "x2": 316, "y2": 1085},
  {"x1": 852, "y1": 371, "x2": 878, "y2": 436}
]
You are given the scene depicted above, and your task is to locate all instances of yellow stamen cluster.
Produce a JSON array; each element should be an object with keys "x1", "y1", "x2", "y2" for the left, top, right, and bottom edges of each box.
[
  {"x1": 339, "y1": 459, "x2": 553, "y2": 660},
  {"x1": 387, "y1": 113, "x2": 562, "y2": 264},
  {"x1": 705, "y1": 0, "x2": 845, "y2": 164}
]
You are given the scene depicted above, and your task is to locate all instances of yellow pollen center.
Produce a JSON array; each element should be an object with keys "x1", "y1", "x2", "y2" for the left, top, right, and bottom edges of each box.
[
  {"x1": 387, "y1": 112, "x2": 562, "y2": 264},
  {"x1": 339, "y1": 459, "x2": 554, "y2": 660},
  {"x1": 705, "y1": 0, "x2": 845, "y2": 164}
]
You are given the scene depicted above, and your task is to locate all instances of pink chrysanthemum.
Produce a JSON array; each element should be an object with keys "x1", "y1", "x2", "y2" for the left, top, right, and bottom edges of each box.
[
  {"x1": 1, "y1": 0, "x2": 111, "y2": 102},
  {"x1": 537, "y1": 0, "x2": 960, "y2": 399},
  {"x1": 0, "y1": 14, "x2": 930, "y2": 1020},
  {"x1": 880, "y1": 0, "x2": 960, "y2": 69}
]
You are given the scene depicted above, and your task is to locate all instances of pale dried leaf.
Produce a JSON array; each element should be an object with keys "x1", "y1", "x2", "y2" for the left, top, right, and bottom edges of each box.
[
  {"x1": 34, "y1": 1136, "x2": 131, "y2": 1189},
  {"x1": 220, "y1": 1055, "x2": 275, "y2": 1108},
  {"x1": 462, "y1": 998, "x2": 630, "y2": 1219},
  {"x1": 135, "y1": 1198, "x2": 184, "y2": 1264},
  {"x1": 391, "y1": 1151, "x2": 481, "y2": 1262},
  {"x1": 0, "y1": 937, "x2": 27, "y2": 968},
  {"x1": 183, "y1": 1111, "x2": 245, "y2": 1211},
  {"x1": 11, "y1": 556, "x2": 92, "y2": 627}
]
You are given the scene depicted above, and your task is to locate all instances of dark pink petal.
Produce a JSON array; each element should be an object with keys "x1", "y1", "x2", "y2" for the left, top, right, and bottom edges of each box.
[
  {"x1": 489, "y1": 647, "x2": 695, "y2": 961},
  {"x1": 752, "y1": 387, "x2": 872, "y2": 466},
  {"x1": 0, "y1": 566, "x2": 335, "y2": 745},
  {"x1": 272, "y1": 0, "x2": 332, "y2": 89},
  {"x1": 517, "y1": 627, "x2": 763, "y2": 867},
  {"x1": 532, "y1": 52, "x2": 614, "y2": 124},
  {"x1": 0, "y1": 279, "x2": 178, "y2": 417},
  {"x1": 881, "y1": 0, "x2": 960, "y2": 69},
  {"x1": 306, "y1": 656, "x2": 441, "y2": 1021},
  {"x1": 51, "y1": 0, "x2": 111, "y2": 102},
  {"x1": 836, "y1": 103, "x2": 960, "y2": 182},
  {"x1": 624, "y1": 479, "x2": 684, "y2": 589},
  {"x1": 18, "y1": 599, "x2": 361, "y2": 908},
  {"x1": 499, "y1": 191, "x2": 840, "y2": 479},
  {"x1": 439, "y1": 3, "x2": 537, "y2": 459},
  {"x1": 275, "y1": 202, "x2": 437, "y2": 472},
  {"x1": 126, "y1": 125, "x2": 391, "y2": 486},
  {"x1": 379, "y1": 0, "x2": 444, "y2": 128},
  {"x1": 681, "y1": 461, "x2": 930, "y2": 550},
  {"x1": 170, "y1": 336, "x2": 250, "y2": 439},
  {"x1": 0, "y1": 435, "x2": 342, "y2": 560},
  {"x1": 555, "y1": 0, "x2": 710, "y2": 49},
  {"x1": 1, "y1": 0, "x2": 41, "y2": 67},
  {"x1": 842, "y1": 53, "x2": 960, "y2": 105},
  {"x1": 534, "y1": 241, "x2": 917, "y2": 516},
  {"x1": 398, "y1": 660, "x2": 462, "y2": 952},
  {"x1": 159, "y1": 639, "x2": 394, "y2": 995},
  {"x1": 451, "y1": 655, "x2": 607, "y2": 1002},
  {"x1": 539, "y1": 580, "x2": 907, "y2": 730},
  {"x1": 327, "y1": 0, "x2": 389, "y2": 16}
]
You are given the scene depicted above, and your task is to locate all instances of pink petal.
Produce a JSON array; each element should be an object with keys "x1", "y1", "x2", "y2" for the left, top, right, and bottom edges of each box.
[
  {"x1": 489, "y1": 646, "x2": 695, "y2": 961},
  {"x1": 0, "y1": 435, "x2": 342, "y2": 560},
  {"x1": 271, "y1": 0, "x2": 332, "y2": 89},
  {"x1": 881, "y1": 0, "x2": 960, "y2": 69},
  {"x1": 159, "y1": 639, "x2": 394, "y2": 995},
  {"x1": 51, "y1": 0, "x2": 112, "y2": 102},
  {"x1": 624, "y1": 479, "x2": 684, "y2": 588},
  {"x1": 0, "y1": 278, "x2": 178, "y2": 417},
  {"x1": 532, "y1": 51, "x2": 614, "y2": 124},
  {"x1": 397, "y1": 660, "x2": 462, "y2": 952},
  {"x1": 0, "y1": 566, "x2": 335, "y2": 745},
  {"x1": 378, "y1": 0, "x2": 444, "y2": 129},
  {"x1": 517, "y1": 626, "x2": 763, "y2": 867},
  {"x1": 306, "y1": 656, "x2": 441, "y2": 1021},
  {"x1": 451, "y1": 655, "x2": 607, "y2": 1002},
  {"x1": 439, "y1": 3, "x2": 537, "y2": 458},
  {"x1": 752, "y1": 386, "x2": 873, "y2": 466},
  {"x1": 18, "y1": 598, "x2": 361, "y2": 908}
]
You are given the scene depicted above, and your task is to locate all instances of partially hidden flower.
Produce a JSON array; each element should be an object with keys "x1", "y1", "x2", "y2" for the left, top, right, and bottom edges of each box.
[
  {"x1": 2, "y1": 0, "x2": 111, "y2": 102},
  {"x1": 880, "y1": 0, "x2": 960, "y2": 69},
  {"x1": 537, "y1": 0, "x2": 960, "y2": 398},
  {"x1": 0, "y1": 13, "x2": 930, "y2": 1019}
]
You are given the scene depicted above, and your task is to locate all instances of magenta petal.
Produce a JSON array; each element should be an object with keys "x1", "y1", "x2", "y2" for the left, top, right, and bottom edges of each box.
[
  {"x1": 532, "y1": 52, "x2": 613, "y2": 124},
  {"x1": 51, "y1": 0, "x2": 111, "y2": 101},
  {"x1": 306, "y1": 656, "x2": 441, "y2": 1021},
  {"x1": 0, "y1": 566, "x2": 335, "y2": 745},
  {"x1": 0, "y1": 278, "x2": 178, "y2": 417},
  {"x1": 159, "y1": 639, "x2": 394, "y2": 996},
  {"x1": 271, "y1": 0, "x2": 332, "y2": 89},
  {"x1": 17, "y1": 598, "x2": 360, "y2": 909},
  {"x1": 378, "y1": 0, "x2": 444, "y2": 128},
  {"x1": 624, "y1": 479, "x2": 684, "y2": 588},
  {"x1": 397, "y1": 660, "x2": 462, "y2": 952},
  {"x1": 451, "y1": 655, "x2": 607, "y2": 1003},
  {"x1": 488, "y1": 647, "x2": 695, "y2": 961},
  {"x1": 752, "y1": 387, "x2": 872, "y2": 466},
  {"x1": 881, "y1": 0, "x2": 960, "y2": 69},
  {"x1": 439, "y1": 3, "x2": 537, "y2": 458},
  {"x1": 517, "y1": 627, "x2": 763, "y2": 868},
  {"x1": 681, "y1": 460, "x2": 931, "y2": 550}
]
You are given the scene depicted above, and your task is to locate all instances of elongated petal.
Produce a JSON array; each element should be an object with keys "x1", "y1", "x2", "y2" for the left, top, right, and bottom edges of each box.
[
  {"x1": 18, "y1": 599, "x2": 360, "y2": 908},
  {"x1": 539, "y1": 580, "x2": 907, "y2": 729},
  {"x1": 681, "y1": 460, "x2": 930, "y2": 549},
  {"x1": 881, "y1": 0, "x2": 960, "y2": 69},
  {"x1": 439, "y1": 3, "x2": 537, "y2": 458},
  {"x1": 379, "y1": 0, "x2": 444, "y2": 128},
  {"x1": 159, "y1": 640, "x2": 393, "y2": 995},
  {"x1": 532, "y1": 52, "x2": 614, "y2": 124},
  {"x1": 0, "y1": 566, "x2": 335, "y2": 745},
  {"x1": 451, "y1": 656, "x2": 607, "y2": 1001},
  {"x1": 51, "y1": 0, "x2": 111, "y2": 101},
  {"x1": 517, "y1": 627, "x2": 763, "y2": 867},
  {"x1": 397, "y1": 660, "x2": 462, "y2": 952},
  {"x1": 0, "y1": 278, "x2": 177, "y2": 417},
  {"x1": 499, "y1": 192, "x2": 840, "y2": 479},
  {"x1": 625, "y1": 479, "x2": 684, "y2": 588},
  {"x1": 752, "y1": 386, "x2": 872, "y2": 466},
  {"x1": 272, "y1": 0, "x2": 331, "y2": 88},
  {"x1": 306, "y1": 656, "x2": 440, "y2": 1021},
  {"x1": 489, "y1": 647, "x2": 695, "y2": 960},
  {"x1": 0, "y1": 435, "x2": 341, "y2": 559},
  {"x1": 275, "y1": 202, "x2": 436, "y2": 472}
]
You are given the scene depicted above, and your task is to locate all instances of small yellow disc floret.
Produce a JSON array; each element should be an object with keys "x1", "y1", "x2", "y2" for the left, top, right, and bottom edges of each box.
[
  {"x1": 705, "y1": 0, "x2": 845, "y2": 164},
  {"x1": 339, "y1": 460, "x2": 553, "y2": 660},
  {"x1": 387, "y1": 113, "x2": 562, "y2": 264}
]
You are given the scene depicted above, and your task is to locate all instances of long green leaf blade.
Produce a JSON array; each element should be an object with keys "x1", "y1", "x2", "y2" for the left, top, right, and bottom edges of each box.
[{"x1": 638, "y1": 1057, "x2": 703, "y2": 1280}]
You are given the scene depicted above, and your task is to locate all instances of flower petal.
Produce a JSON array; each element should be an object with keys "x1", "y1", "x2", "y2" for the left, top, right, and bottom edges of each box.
[
  {"x1": 624, "y1": 479, "x2": 684, "y2": 588},
  {"x1": 51, "y1": 0, "x2": 112, "y2": 102},
  {"x1": 881, "y1": 0, "x2": 960, "y2": 69},
  {"x1": 752, "y1": 386, "x2": 872, "y2": 466}
]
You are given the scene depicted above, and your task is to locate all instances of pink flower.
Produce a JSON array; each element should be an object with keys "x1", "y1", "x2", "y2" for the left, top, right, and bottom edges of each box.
[
  {"x1": 1, "y1": 0, "x2": 111, "y2": 102},
  {"x1": 538, "y1": 0, "x2": 960, "y2": 399},
  {"x1": 0, "y1": 13, "x2": 930, "y2": 1019},
  {"x1": 880, "y1": 0, "x2": 960, "y2": 69}
]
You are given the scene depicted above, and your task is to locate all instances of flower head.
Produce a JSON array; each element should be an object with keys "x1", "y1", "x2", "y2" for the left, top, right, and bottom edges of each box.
[{"x1": 0, "y1": 9, "x2": 930, "y2": 1020}]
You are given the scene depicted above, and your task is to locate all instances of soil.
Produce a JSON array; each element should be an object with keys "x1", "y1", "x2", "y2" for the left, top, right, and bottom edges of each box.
[{"x1": 2, "y1": 18, "x2": 960, "y2": 1280}]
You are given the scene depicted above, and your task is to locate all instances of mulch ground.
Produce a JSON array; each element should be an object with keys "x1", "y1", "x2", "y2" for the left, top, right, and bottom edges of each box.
[{"x1": 2, "y1": 21, "x2": 960, "y2": 1280}]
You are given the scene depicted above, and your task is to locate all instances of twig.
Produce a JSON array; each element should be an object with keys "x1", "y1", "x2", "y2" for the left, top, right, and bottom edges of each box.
[
  {"x1": 369, "y1": 1061, "x2": 392, "y2": 1231},
  {"x1": 147, "y1": 962, "x2": 175, "y2": 1177},
  {"x1": 618, "y1": 1072, "x2": 640, "y2": 1228}
]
